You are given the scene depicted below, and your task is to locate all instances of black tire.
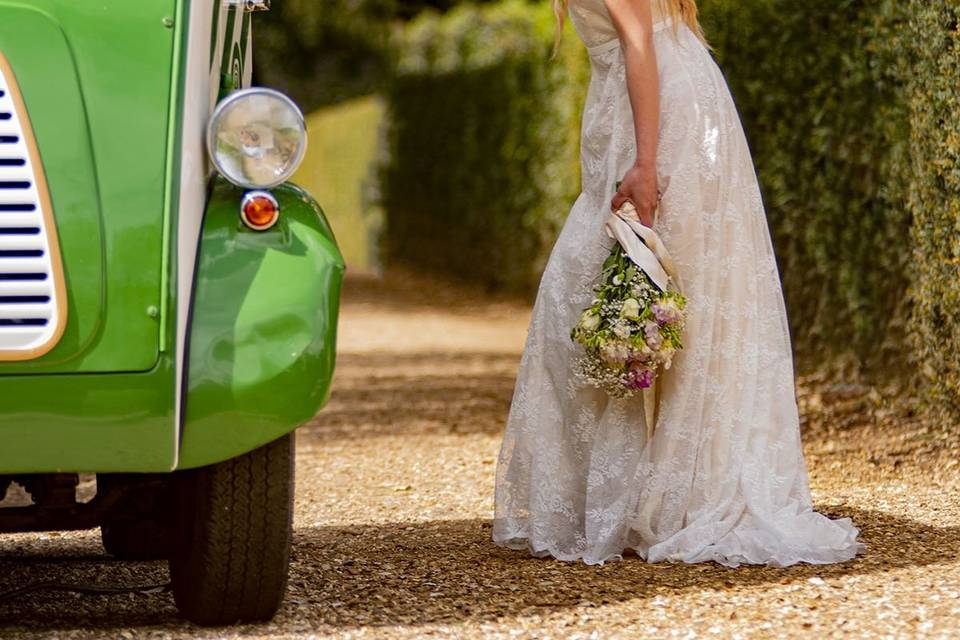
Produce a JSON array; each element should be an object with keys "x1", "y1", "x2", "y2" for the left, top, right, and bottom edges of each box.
[
  {"x1": 169, "y1": 434, "x2": 295, "y2": 626},
  {"x1": 100, "y1": 518, "x2": 169, "y2": 561}
]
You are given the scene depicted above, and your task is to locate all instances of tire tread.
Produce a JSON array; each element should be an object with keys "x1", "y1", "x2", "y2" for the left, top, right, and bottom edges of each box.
[{"x1": 170, "y1": 434, "x2": 294, "y2": 626}]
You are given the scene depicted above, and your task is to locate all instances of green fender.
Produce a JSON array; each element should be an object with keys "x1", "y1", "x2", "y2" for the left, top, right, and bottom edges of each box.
[{"x1": 178, "y1": 178, "x2": 345, "y2": 470}]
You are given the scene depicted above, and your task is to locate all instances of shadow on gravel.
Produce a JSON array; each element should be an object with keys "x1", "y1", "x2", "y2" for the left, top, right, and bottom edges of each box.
[
  {"x1": 0, "y1": 542, "x2": 174, "y2": 630},
  {"x1": 286, "y1": 506, "x2": 956, "y2": 629},
  {"x1": 289, "y1": 507, "x2": 960, "y2": 627},
  {"x1": 300, "y1": 351, "x2": 521, "y2": 441},
  {"x1": 0, "y1": 505, "x2": 955, "y2": 633}
]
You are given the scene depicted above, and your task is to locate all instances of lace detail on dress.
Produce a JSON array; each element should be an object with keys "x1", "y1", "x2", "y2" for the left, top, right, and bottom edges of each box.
[{"x1": 492, "y1": 6, "x2": 865, "y2": 567}]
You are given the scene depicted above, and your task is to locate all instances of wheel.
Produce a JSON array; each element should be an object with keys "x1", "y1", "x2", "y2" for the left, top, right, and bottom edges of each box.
[
  {"x1": 100, "y1": 518, "x2": 169, "y2": 560},
  {"x1": 169, "y1": 433, "x2": 295, "y2": 626}
]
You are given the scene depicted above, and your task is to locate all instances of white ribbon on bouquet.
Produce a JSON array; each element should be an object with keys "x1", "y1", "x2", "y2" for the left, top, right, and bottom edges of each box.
[
  {"x1": 605, "y1": 201, "x2": 684, "y2": 441},
  {"x1": 605, "y1": 202, "x2": 684, "y2": 295}
]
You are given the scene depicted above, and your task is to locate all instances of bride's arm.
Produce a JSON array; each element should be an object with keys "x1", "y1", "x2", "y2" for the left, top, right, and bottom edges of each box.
[{"x1": 605, "y1": 0, "x2": 660, "y2": 226}]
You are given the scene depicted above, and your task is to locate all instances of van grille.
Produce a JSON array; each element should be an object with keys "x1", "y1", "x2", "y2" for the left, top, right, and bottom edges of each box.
[{"x1": 0, "y1": 52, "x2": 66, "y2": 360}]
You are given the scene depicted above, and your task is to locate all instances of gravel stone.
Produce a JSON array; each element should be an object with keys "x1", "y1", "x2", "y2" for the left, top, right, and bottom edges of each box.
[{"x1": 1, "y1": 270, "x2": 958, "y2": 639}]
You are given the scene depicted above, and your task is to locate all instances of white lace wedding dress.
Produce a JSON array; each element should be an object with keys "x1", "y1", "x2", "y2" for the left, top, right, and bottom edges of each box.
[{"x1": 492, "y1": 0, "x2": 865, "y2": 566}]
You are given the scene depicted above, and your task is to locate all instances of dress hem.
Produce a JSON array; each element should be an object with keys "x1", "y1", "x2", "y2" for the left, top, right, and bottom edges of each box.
[{"x1": 493, "y1": 522, "x2": 866, "y2": 569}]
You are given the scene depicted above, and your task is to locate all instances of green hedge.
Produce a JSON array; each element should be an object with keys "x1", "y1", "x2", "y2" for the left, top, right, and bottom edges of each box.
[
  {"x1": 699, "y1": 0, "x2": 911, "y2": 372},
  {"x1": 380, "y1": 0, "x2": 960, "y2": 416},
  {"x1": 378, "y1": 0, "x2": 588, "y2": 291},
  {"x1": 905, "y1": 1, "x2": 960, "y2": 417},
  {"x1": 381, "y1": 0, "x2": 911, "y2": 362},
  {"x1": 254, "y1": 1, "x2": 502, "y2": 110},
  {"x1": 254, "y1": 0, "x2": 393, "y2": 109}
]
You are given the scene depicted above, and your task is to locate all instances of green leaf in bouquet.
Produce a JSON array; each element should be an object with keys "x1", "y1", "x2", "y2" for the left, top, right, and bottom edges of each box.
[
  {"x1": 602, "y1": 251, "x2": 618, "y2": 272},
  {"x1": 661, "y1": 324, "x2": 684, "y2": 347}
]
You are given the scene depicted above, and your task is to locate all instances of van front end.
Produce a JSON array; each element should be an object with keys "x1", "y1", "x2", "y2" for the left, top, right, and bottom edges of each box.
[{"x1": 0, "y1": 0, "x2": 344, "y2": 625}]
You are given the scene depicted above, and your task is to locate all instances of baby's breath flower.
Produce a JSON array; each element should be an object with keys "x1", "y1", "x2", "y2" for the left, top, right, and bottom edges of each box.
[{"x1": 572, "y1": 244, "x2": 688, "y2": 397}]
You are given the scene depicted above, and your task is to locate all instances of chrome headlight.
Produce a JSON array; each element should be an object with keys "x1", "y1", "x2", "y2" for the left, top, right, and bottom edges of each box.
[{"x1": 207, "y1": 88, "x2": 307, "y2": 189}]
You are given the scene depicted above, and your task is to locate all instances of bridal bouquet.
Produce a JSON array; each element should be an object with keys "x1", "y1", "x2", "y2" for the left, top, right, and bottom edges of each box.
[{"x1": 571, "y1": 207, "x2": 687, "y2": 399}]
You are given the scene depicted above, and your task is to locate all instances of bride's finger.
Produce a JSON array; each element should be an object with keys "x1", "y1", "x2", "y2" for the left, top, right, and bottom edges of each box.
[
  {"x1": 638, "y1": 205, "x2": 656, "y2": 227},
  {"x1": 611, "y1": 191, "x2": 630, "y2": 211}
]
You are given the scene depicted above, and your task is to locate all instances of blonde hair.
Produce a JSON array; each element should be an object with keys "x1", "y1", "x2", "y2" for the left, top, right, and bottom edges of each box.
[{"x1": 553, "y1": 0, "x2": 709, "y2": 53}]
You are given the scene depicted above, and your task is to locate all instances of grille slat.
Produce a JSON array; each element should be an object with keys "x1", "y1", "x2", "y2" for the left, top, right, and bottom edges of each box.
[
  {"x1": 0, "y1": 302, "x2": 52, "y2": 319},
  {"x1": 0, "y1": 213, "x2": 41, "y2": 227},
  {"x1": 0, "y1": 279, "x2": 49, "y2": 295},
  {"x1": 0, "y1": 232, "x2": 42, "y2": 247},
  {"x1": 0, "y1": 54, "x2": 62, "y2": 358},
  {"x1": 0, "y1": 257, "x2": 49, "y2": 273}
]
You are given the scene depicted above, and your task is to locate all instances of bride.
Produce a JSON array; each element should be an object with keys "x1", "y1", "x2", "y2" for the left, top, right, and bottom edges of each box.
[{"x1": 492, "y1": 0, "x2": 865, "y2": 566}]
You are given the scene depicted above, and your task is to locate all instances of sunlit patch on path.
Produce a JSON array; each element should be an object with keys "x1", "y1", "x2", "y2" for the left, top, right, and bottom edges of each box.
[{"x1": 1, "y1": 271, "x2": 958, "y2": 638}]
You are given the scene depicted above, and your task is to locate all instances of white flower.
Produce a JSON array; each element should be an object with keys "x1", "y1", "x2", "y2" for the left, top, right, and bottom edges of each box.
[
  {"x1": 613, "y1": 321, "x2": 631, "y2": 339},
  {"x1": 612, "y1": 274, "x2": 623, "y2": 286},
  {"x1": 601, "y1": 341, "x2": 631, "y2": 365},
  {"x1": 644, "y1": 321, "x2": 663, "y2": 349},
  {"x1": 620, "y1": 298, "x2": 641, "y2": 320},
  {"x1": 660, "y1": 344, "x2": 676, "y2": 365},
  {"x1": 579, "y1": 310, "x2": 601, "y2": 332}
]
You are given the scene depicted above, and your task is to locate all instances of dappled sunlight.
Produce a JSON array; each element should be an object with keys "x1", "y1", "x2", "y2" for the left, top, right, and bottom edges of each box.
[{"x1": 1, "y1": 273, "x2": 959, "y2": 637}]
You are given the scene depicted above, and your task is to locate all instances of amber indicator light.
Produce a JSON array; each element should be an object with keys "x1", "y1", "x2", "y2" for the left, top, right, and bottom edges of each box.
[{"x1": 240, "y1": 191, "x2": 280, "y2": 231}]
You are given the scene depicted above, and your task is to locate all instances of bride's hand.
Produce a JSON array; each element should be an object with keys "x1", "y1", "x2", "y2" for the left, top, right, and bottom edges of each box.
[{"x1": 611, "y1": 163, "x2": 659, "y2": 227}]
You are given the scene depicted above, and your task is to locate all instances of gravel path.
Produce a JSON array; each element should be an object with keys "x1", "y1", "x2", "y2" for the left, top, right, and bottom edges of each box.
[{"x1": 1, "y1": 272, "x2": 959, "y2": 639}]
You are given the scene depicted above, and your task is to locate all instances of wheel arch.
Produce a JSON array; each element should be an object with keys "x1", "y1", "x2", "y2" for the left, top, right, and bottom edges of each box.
[{"x1": 177, "y1": 178, "x2": 344, "y2": 470}]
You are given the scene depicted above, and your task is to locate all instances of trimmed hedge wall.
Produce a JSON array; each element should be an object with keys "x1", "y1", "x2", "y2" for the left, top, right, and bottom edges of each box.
[
  {"x1": 378, "y1": 0, "x2": 587, "y2": 291},
  {"x1": 380, "y1": 0, "x2": 960, "y2": 416},
  {"x1": 254, "y1": 1, "x2": 503, "y2": 110},
  {"x1": 700, "y1": 0, "x2": 911, "y2": 371},
  {"x1": 905, "y1": 1, "x2": 960, "y2": 417},
  {"x1": 254, "y1": 0, "x2": 393, "y2": 109}
]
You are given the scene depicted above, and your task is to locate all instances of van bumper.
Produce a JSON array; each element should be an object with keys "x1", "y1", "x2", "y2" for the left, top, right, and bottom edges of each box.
[{"x1": 177, "y1": 179, "x2": 345, "y2": 470}]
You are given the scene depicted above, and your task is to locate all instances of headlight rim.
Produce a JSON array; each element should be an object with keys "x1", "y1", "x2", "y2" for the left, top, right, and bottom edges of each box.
[
  {"x1": 206, "y1": 87, "x2": 308, "y2": 190},
  {"x1": 240, "y1": 189, "x2": 281, "y2": 231}
]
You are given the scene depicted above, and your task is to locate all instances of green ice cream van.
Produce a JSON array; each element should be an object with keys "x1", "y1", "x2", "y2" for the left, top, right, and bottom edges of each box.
[{"x1": 0, "y1": 0, "x2": 344, "y2": 625}]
